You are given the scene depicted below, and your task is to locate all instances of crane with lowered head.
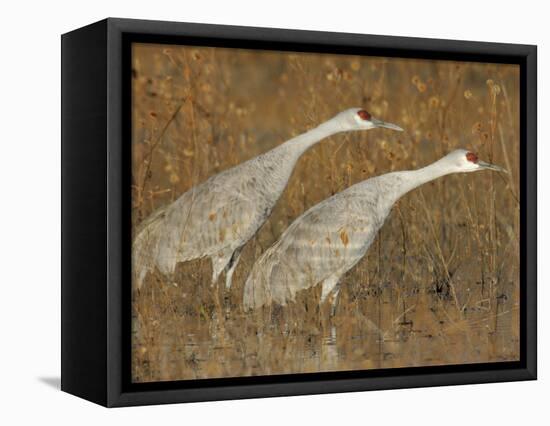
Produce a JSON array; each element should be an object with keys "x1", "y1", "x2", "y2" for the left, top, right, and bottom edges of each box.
[
  {"x1": 133, "y1": 108, "x2": 403, "y2": 291},
  {"x1": 243, "y1": 149, "x2": 506, "y2": 314}
]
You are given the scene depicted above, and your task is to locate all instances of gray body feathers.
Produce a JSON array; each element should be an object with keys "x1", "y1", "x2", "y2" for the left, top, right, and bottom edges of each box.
[
  {"x1": 132, "y1": 108, "x2": 403, "y2": 290},
  {"x1": 243, "y1": 173, "x2": 408, "y2": 310},
  {"x1": 243, "y1": 148, "x2": 491, "y2": 310},
  {"x1": 133, "y1": 142, "x2": 303, "y2": 289}
]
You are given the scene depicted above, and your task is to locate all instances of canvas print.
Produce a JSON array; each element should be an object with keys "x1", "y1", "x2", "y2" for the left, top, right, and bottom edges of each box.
[{"x1": 131, "y1": 42, "x2": 520, "y2": 383}]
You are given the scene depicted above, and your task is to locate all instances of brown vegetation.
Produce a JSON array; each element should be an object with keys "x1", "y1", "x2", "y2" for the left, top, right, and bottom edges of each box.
[{"x1": 131, "y1": 43, "x2": 520, "y2": 382}]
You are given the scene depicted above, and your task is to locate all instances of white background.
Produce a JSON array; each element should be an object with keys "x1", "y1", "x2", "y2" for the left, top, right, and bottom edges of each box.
[{"x1": 0, "y1": 0, "x2": 546, "y2": 424}]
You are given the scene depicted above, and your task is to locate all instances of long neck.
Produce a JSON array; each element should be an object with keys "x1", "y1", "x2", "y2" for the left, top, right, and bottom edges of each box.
[
  {"x1": 392, "y1": 158, "x2": 456, "y2": 200},
  {"x1": 280, "y1": 119, "x2": 344, "y2": 158}
]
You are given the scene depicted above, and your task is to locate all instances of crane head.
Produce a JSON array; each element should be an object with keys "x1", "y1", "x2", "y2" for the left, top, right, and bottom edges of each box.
[
  {"x1": 335, "y1": 108, "x2": 403, "y2": 132},
  {"x1": 442, "y1": 149, "x2": 507, "y2": 173}
]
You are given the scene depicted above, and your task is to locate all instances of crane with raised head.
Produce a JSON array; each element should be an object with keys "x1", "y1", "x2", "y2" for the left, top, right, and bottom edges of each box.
[
  {"x1": 133, "y1": 108, "x2": 403, "y2": 290},
  {"x1": 243, "y1": 149, "x2": 506, "y2": 314}
]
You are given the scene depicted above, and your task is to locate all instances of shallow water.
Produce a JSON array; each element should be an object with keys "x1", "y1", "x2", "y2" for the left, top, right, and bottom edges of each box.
[
  {"x1": 130, "y1": 43, "x2": 521, "y2": 383},
  {"x1": 132, "y1": 263, "x2": 519, "y2": 382}
]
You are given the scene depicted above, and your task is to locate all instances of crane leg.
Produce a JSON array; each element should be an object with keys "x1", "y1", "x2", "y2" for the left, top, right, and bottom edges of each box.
[
  {"x1": 224, "y1": 247, "x2": 243, "y2": 290},
  {"x1": 320, "y1": 275, "x2": 341, "y2": 316},
  {"x1": 329, "y1": 288, "x2": 340, "y2": 317},
  {"x1": 210, "y1": 251, "x2": 233, "y2": 287}
]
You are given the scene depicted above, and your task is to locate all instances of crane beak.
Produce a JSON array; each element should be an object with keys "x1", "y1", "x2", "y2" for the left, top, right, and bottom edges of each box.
[
  {"x1": 371, "y1": 118, "x2": 403, "y2": 131},
  {"x1": 478, "y1": 160, "x2": 508, "y2": 173}
]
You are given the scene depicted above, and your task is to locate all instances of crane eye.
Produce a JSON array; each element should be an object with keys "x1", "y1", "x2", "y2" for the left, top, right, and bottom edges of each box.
[
  {"x1": 466, "y1": 152, "x2": 478, "y2": 163},
  {"x1": 357, "y1": 110, "x2": 371, "y2": 121}
]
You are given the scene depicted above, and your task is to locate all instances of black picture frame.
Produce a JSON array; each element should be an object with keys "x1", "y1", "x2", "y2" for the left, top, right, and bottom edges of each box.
[{"x1": 61, "y1": 17, "x2": 537, "y2": 407}]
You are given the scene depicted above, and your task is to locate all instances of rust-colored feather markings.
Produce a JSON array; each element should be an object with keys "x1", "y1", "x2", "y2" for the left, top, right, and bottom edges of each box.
[{"x1": 244, "y1": 149, "x2": 506, "y2": 314}]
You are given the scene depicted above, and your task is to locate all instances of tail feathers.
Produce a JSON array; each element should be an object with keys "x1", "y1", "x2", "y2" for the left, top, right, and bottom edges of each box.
[
  {"x1": 132, "y1": 239, "x2": 179, "y2": 290},
  {"x1": 132, "y1": 205, "x2": 172, "y2": 290},
  {"x1": 133, "y1": 261, "x2": 151, "y2": 290},
  {"x1": 243, "y1": 258, "x2": 273, "y2": 310},
  {"x1": 243, "y1": 276, "x2": 267, "y2": 311},
  {"x1": 132, "y1": 235, "x2": 156, "y2": 290},
  {"x1": 132, "y1": 228, "x2": 154, "y2": 290}
]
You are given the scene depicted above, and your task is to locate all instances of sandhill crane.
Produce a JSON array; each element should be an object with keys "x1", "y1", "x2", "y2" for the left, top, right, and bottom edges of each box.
[
  {"x1": 243, "y1": 149, "x2": 506, "y2": 313},
  {"x1": 133, "y1": 108, "x2": 403, "y2": 290}
]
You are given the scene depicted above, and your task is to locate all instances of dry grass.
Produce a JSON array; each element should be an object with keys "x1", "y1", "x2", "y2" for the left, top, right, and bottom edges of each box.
[{"x1": 131, "y1": 43, "x2": 520, "y2": 382}]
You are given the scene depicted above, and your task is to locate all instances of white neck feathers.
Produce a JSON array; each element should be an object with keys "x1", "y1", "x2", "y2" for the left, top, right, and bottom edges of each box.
[
  {"x1": 284, "y1": 118, "x2": 344, "y2": 157},
  {"x1": 392, "y1": 157, "x2": 457, "y2": 200}
]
